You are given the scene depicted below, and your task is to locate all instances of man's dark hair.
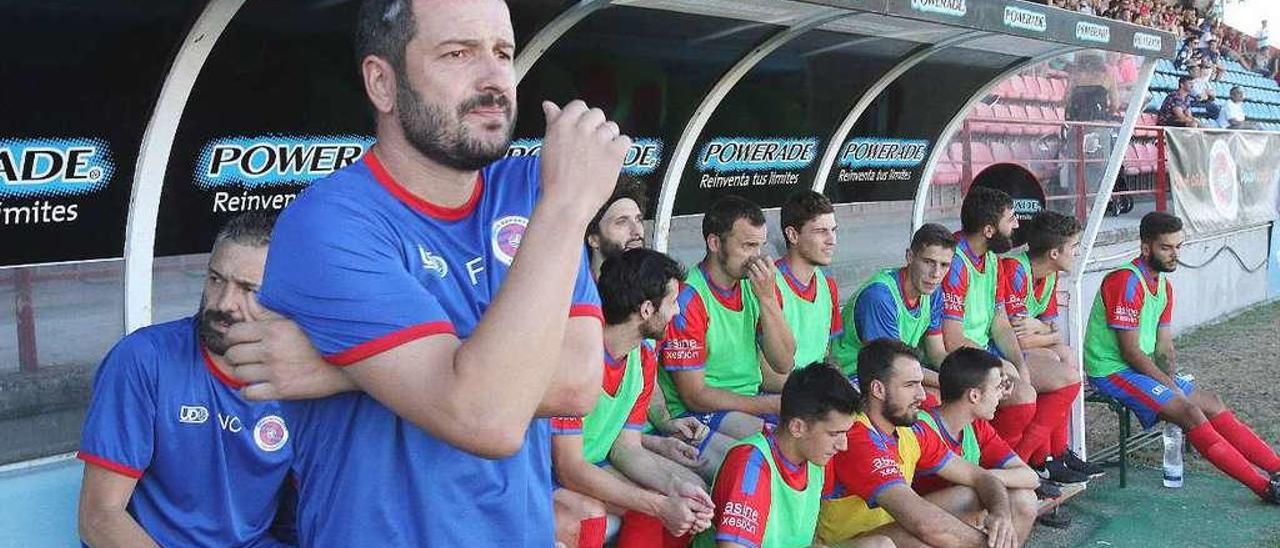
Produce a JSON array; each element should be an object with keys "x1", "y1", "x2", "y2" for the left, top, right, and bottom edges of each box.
[
  {"x1": 702, "y1": 195, "x2": 765, "y2": 241},
  {"x1": 1179, "y1": 74, "x2": 1196, "y2": 86},
  {"x1": 780, "y1": 363, "x2": 860, "y2": 424},
  {"x1": 938, "y1": 347, "x2": 1003, "y2": 403},
  {"x1": 1025, "y1": 211, "x2": 1083, "y2": 258},
  {"x1": 960, "y1": 186, "x2": 1013, "y2": 235},
  {"x1": 598, "y1": 248, "x2": 685, "y2": 325},
  {"x1": 1140, "y1": 212, "x2": 1183, "y2": 243},
  {"x1": 213, "y1": 210, "x2": 280, "y2": 249},
  {"x1": 857, "y1": 338, "x2": 921, "y2": 398},
  {"x1": 910, "y1": 223, "x2": 957, "y2": 254},
  {"x1": 355, "y1": 0, "x2": 417, "y2": 77},
  {"x1": 780, "y1": 190, "x2": 834, "y2": 248},
  {"x1": 585, "y1": 175, "x2": 647, "y2": 245}
]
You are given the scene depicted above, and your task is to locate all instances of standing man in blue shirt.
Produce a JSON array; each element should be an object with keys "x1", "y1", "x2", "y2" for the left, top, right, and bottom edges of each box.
[
  {"x1": 223, "y1": 0, "x2": 630, "y2": 545},
  {"x1": 77, "y1": 211, "x2": 295, "y2": 547}
]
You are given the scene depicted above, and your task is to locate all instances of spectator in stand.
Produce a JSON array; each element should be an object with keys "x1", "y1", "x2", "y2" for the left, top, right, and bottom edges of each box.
[
  {"x1": 1174, "y1": 36, "x2": 1200, "y2": 71},
  {"x1": 1200, "y1": 39, "x2": 1224, "y2": 80},
  {"x1": 1219, "y1": 86, "x2": 1257, "y2": 130},
  {"x1": 1158, "y1": 75, "x2": 1202, "y2": 128},
  {"x1": 1258, "y1": 20, "x2": 1270, "y2": 50},
  {"x1": 1188, "y1": 64, "x2": 1221, "y2": 121}
]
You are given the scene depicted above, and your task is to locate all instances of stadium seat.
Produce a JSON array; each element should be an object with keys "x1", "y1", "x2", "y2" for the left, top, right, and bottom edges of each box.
[
  {"x1": 1123, "y1": 144, "x2": 1140, "y2": 176},
  {"x1": 991, "y1": 142, "x2": 1014, "y2": 165},
  {"x1": 971, "y1": 142, "x2": 994, "y2": 175},
  {"x1": 1049, "y1": 78, "x2": 1067, "y2": 102},
  {"x1": 1008, "y1": 76, "x2": 1030, "y2": 101},
  {"x1": 970, "y1": 103, "x2": 995, "y2": 134}
]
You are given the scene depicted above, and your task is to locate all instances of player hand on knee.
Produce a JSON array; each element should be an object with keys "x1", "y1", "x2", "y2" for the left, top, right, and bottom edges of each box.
[
  {"x1": 982, "y1": 512, "x2": 1018, "y2": 548},
  {"x1": 539, "y1": 100, "x2": 631, "y2": 218},
  {"x1": 653, "y1": 435, "x2": 704, "y2": 468},
  {"x1": 663, "y1": 416, "x2": 710, "y2": 446}
]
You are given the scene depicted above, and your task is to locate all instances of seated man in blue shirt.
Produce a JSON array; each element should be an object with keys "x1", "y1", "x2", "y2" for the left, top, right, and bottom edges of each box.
[{"x1": 77, "y1": 211, "x2": 295, "y2": 547}]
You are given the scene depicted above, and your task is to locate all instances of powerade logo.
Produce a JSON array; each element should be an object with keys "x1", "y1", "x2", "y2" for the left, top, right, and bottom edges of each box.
[
  {"x1": 0, "y1": 137, "x2": 115, "y2": 198},
  {"x1": 696, "y1": 137, "x2": 817, "y2": 173},
  {"x1": 1013, "y1": 198, "x2": 1042, "y2": 215},
  {"x1": 505, "y1": 138, "x2": 663, "y2": 176},
  {"x1": 1076, "y1": 21, "x2": 1111, "y2": 43},
  {"x1": 838, "y1": 138, "x2": 929, "y2": 169},
  {"x1": 911, "y1": 0, "x2": 966, "y2": 17},
  {"x1": 1134, "y1": 32, "x2": 1163, "y2": 52},
  {"x1": 195, "y1": 135, "x2": 374, "y2": 190},
  {"x1": 1003, "y1": 6, "x2": 1046, "y2": 33}
]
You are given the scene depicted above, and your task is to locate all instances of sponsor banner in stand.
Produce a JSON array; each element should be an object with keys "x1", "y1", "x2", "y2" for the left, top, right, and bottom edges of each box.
[
  {"x1": 1165, "y1": 129, "x2": 1280, "y2": 234},
  {"x1": 0, "y1": 137, "x2": 124, "y2": 266}
]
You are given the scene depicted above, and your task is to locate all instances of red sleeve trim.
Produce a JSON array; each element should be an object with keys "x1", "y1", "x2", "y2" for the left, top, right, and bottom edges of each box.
[
  {"x1": 78, "y1": 452, "x2": 143, "y2": 479},
  {"x1": 569, "y1": 304, "x2": 604, "y2": 323},
  {"x1": 324, "y1": 321, "x2": 457, "y2": 366}
]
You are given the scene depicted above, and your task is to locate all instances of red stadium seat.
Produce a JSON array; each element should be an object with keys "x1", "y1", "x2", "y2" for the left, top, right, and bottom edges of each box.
[
  {"x1": 1036, "y1": 76, "x2": 1056, "y2": 102},
  {"x1": 970, "y1": 103, "x2": 995, "y2": 134},
  {"x1": 1049, "y1": 78, "x2": 1067, "y2": 102},
  {"x1": 971, "y1": 142, "x2": 995, "y2": 174},
  {"x1": 1008, "y1": 76, "x2": 1030, "y2": 101},
  {"x1": 1124, "y1": 144, "x2": 1141, "y2": 176},
  {"x1": 991, "y1": 142, "x2": 1014, "y2": 164},
  {"x1": 1007, "y1": 105, "x2": 1031, "y2": 136},
  {"x1": 990, "y1": 105, "x2": 1013, "y2": 136}
]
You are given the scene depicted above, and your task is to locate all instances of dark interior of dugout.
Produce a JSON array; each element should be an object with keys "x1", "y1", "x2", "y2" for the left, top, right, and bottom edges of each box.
[{"x1": 971, "y1": 163, "x2": 1047, "y2": 247}]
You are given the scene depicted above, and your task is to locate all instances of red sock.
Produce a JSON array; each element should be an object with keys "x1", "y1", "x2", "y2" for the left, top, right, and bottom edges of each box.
[
  {"x1": 616, "y1": 511, "x2": 660, "y2": 548},
  {"x1": 1015, "y1": 384, "x2": 1080, "y2": 465},
  {"x1": 616, "y1": 511, "x2": 692, "y2": 548},
  {"x1": 1186, "y1": 422, "x2": 1270, "y2": 497},
  {"x1": 992, "y1": 402, "x2": 1037, "y2": 448},
  {"x1": 579, "y1": 515, "x2": 607, "y2": 548},
  {"x1": 1209, "y1": 411, "x2": 1280, "y2": 474},
  {"x1": 1051, "y1": 418, "x2": 1069, "y2": 456}
]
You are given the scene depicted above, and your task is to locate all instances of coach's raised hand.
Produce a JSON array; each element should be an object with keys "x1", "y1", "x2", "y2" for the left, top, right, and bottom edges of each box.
[{"x1": 539, "y1": 99, "x2": 631, "y2": 219}]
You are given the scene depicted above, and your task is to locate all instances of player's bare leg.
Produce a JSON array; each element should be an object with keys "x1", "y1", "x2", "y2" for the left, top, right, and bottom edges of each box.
[{"x1": 553, "y1": 488, "x2": 606, "y2": 548}]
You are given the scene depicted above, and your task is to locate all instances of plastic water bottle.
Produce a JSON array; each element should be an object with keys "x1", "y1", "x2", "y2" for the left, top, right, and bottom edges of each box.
[{"x1": 1162, "y1": 422, "x2": 1184, "y2": 488}]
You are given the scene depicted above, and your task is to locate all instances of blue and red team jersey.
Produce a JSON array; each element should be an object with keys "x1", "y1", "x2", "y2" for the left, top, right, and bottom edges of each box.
[
  {"x1": 660, "y1": 266, "x2": 743, "y2": 372},
  {"x1": 550, "y1": 341, "x2": 657, "y2": 437},
  {"x1": 912, "y1": 414, "x2": 1016, "y2": 495},
  {"x1": 709, "y1": 432, "x2": 811, "y2": 547},
  {"x1": 854, "y1": 269, "x2": 944, "y2": 341},
  {"x1": 258, "y1": 152, "x2": 601, "y2": 546},
  {"x1": 825, "y1": 421, "x2": 952, "y2": 506},
  {"x1": 996, "y1": 257, "x2": 1059, "y2": 322},
  {"x1": 1099, "y1": 259, "x2": 1174, "y2": 331},
  {"x1": 775, "y1": 258, "x2": 845, "y2": 340},
  {"x1": 940, "y1": 234, "x2": 990, "y2": 323},
  {"x1": 78, "y1": 316, "x2": 294, "y2": 547}
]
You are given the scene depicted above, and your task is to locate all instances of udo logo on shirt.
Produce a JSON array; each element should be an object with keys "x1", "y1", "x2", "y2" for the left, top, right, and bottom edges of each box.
[
  {"x1": 491, "y1": 215, "x2": 527, "y2": 266},
  {"x1": 253, "y1": 415, "x2": 289, "y2": 452}
]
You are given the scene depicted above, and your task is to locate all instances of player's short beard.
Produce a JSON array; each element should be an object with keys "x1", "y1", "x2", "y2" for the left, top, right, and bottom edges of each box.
[
  {"x1": 640, "y1": 311, "x2": 667, "y2": 340},
  {"x1": 397, "y1": 78, "x2": 513, "y2": 171},
  {"x1": 597, "y1": 237, "x2": 628, "y2": 261},
  {"x1": 988, "y1": 231, "x2": 1014, "y2": 254},
  {"x1": 1150, "y1": 255, "x2": 1178, "y2": 273},
  {"x1": 884, "y1": 392, "x2": 919, "y2": 427},
  {"x1": 197, "y1": 296, "x2": 237, "y2": 356}
]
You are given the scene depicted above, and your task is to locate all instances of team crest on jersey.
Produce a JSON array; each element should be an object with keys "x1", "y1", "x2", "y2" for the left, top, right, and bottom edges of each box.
[
  {"x1": 253, "y1": 415, "x2": 289, "y2": 452},
  {"x1": 491, "y1": 215, "x2": 527, "y2": 266}
]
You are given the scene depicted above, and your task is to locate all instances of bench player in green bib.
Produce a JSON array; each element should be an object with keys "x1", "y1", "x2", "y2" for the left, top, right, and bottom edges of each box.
[
  {"x1": 584, "y1": 176, "x2": 734, "y2": 481},
  {"x1": 759, "y1": 191, "x2": 843, "y2": 393},
  {"x1": 832, "y1": 223, "x2": 955, "y2": 402},
  {"x1": 696, "y1": 363, "x2": 858, "y2": 548},
  {"x1": 1085, "y1": 213, "x2": 1280, "y2": 504},
  {"x1": 552, "y1": 249, "x2": 718, "y2": 547},
  {"x1": 912, "y1": 348, "x2": 1041, "y2": 525},
  {"x1": 659, "y1": 196, "x2": 797, "y2": 442},
  {"x1": 996, "y1": 211, "x2": 1100, "y2": 485},
  {"x1": 940, "y1": 188, "x2": 1043, "y2": 456}
]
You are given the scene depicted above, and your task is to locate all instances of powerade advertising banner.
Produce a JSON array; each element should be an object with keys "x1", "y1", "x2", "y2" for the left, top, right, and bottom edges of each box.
[
  {"x1": 1165, "y1": 129, "x2": 1280, "y2": 235},
  {"x1": 505, "y1": 137, "x2": 665, "y2": 180},
  {"x1": 825, "y1": 137, "x2": 931, "y2": 199},
  {"x1": 0, "y1": 137, "x2": 125, "y2": 266},
  {"x1": 675, "y1": 136, "x2": 820, "y2": 215}
]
